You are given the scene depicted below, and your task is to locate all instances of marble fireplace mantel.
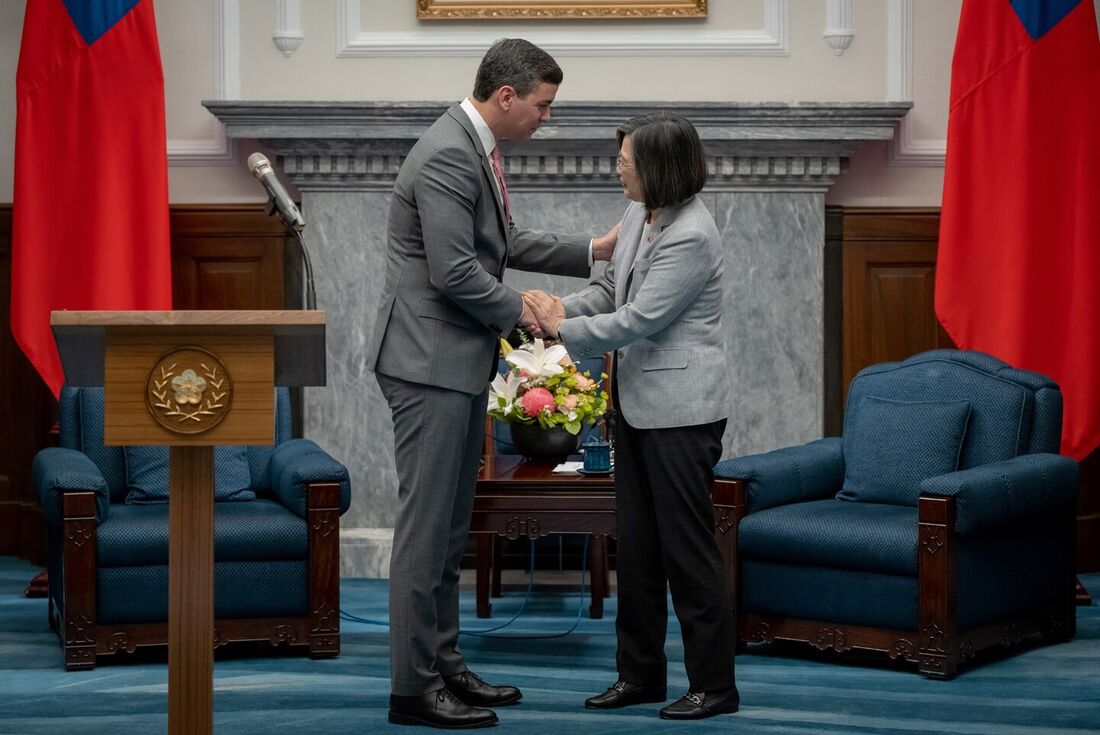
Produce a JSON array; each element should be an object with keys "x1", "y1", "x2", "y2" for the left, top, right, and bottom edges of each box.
[{"x1": 205, "y1": 100, "x2": 910, "y2": 577}]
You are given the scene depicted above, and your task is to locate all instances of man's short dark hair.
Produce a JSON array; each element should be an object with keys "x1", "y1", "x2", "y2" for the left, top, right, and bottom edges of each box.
[
  {"x1": 472, "y1": 38, "x2": 563, "y2": 101},
  {"x1": 617, "y1": 112, "x2": 708, "y2": 210}
]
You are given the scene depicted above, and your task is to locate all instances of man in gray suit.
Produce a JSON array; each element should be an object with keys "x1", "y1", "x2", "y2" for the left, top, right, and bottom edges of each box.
[{"x1": 368, "y1": 39, "x2": 618, "y2": 729}]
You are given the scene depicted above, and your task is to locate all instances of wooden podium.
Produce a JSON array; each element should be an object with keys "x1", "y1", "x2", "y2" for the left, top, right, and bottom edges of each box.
[{"x1": 51, "y1": 310, "x2": 326, "y2": 735}]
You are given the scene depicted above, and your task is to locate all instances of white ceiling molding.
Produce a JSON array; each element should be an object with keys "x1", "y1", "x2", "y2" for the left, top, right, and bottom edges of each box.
[
  {"x1": 168, "y1": 0, "x2": 238, "y2": 166},
  {"x1": 887, "y1": 0, "x2": 945, "y2": 166},
  {"x1": 824, "y1": 0, "x2": 854, "y2": 55},
  {"x1": 337, "y1": 0, "x2": 789, "y2": 57},
  {"x1": 274, "y1": 0, "x2": 304, "y2": 57}
]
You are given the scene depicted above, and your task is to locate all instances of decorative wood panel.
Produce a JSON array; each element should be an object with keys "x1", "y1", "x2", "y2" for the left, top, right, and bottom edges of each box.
[
  {"x1": 1078, "y1": 449, "x2": 1100, "y2": 573},
  {"x1": 0, "y1": 206, "x2": 54, "y2": 564},
  {"x1": 0, "y1": 205, "x2": 288, "y2": 563},
  {"x1": 840, "y1": 208, "x2": 953, "y2": 404},
  {"x1": 170, "y1": 206, "x2": 287, "y2": 311}
]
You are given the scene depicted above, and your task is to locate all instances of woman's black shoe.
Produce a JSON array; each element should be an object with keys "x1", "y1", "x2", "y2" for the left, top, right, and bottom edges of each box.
[
  {"x1": 389, "y1": 688, "x2": 498, "y2": 729},
  {"x1": 658, "y1": 687, "x2": 740, "y2": 720},
  {"x1": 584, "y1": 680, "x2": 667, "y2": 709}
]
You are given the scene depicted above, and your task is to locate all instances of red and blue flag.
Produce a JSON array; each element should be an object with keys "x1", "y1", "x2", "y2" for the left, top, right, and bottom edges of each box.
[
  {"x1": 936, "y1": 0, "x2": 1100, "y2": 459},
  {"x1": 13, "y1": 0, "x2": 173, "y2": 398}
]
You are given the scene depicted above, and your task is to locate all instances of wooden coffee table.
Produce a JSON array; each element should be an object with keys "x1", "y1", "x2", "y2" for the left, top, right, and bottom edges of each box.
[{"x1": 470, "y1": 454, "x2": 740, "y2": 621}]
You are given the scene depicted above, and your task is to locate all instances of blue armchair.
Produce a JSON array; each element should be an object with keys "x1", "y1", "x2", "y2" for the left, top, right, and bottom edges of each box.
[
  {"x1": 714, "y1": 350, "x2": 1078, "y2": 678},
  {"x1": 35, "y1": 386, "x2": 352, "y2": 670}
]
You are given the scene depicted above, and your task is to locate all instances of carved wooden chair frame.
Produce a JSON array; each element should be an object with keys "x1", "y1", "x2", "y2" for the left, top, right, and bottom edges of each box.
[{"x1": 720, "y1": 480, "x2": 1077, "y2": 679}]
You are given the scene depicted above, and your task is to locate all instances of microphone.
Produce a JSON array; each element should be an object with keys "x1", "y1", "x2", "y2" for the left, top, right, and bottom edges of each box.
[
  {"x1": 247, "y1": 152, "x2": 304, "y2": 231},
  {"x1": 246, "y1": 152, "x2": 315, "y2": 309}
]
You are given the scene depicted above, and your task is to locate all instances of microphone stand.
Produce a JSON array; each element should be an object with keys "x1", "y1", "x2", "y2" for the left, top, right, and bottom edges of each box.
[
  {"x1": 265, "y1": 195, "x2": 316, "y2": 310},
  {"x1": 291, "y1": 226, "x2": 317, "y2": 311}
]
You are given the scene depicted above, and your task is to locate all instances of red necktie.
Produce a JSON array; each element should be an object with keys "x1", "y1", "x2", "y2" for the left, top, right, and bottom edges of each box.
[{"x1": 489, "y1": 146, "x2": 511, "y2": 222}]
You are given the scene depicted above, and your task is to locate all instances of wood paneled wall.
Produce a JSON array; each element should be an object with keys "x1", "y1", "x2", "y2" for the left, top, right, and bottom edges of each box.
[
  {"x1": 169, "y1": 206, "x2": 287, "y2": 311},
  {"x1": 0, "y1": 205, "x2": 287, "y2": 564},
  {"x1": 0, "y1": 207, "x2": 56, "y2": 564},
  {"x1": 839, "y1": 208, "x2": 954, "y2": 400}
]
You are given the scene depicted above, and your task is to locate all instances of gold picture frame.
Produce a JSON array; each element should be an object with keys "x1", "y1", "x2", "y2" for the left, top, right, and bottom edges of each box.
[{"x1": 416, "y1": 0, "x2": 707, "y2": 20}]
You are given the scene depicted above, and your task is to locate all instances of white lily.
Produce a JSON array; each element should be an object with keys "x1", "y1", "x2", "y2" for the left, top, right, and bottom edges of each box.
[
  {"x1": 505, "y1": 338, "x2": 569, "y2": 378},
  {"x1": 488, "y1": 370, "x2": 522, "y2": 416}
]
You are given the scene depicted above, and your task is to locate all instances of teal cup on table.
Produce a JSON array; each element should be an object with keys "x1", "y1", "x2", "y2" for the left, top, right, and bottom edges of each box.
[{"x1": 581, "y1": 436, "x2": 612, "y2": 473}]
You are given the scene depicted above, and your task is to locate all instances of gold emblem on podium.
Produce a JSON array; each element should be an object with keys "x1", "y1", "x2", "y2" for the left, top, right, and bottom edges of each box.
[{"x1": 147, "y1": 348, "x2": 232, "y2": 434}]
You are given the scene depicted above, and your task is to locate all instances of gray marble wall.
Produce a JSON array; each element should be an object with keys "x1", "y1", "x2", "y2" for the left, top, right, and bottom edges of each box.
[
  {"x1": 300, "y1": 190, "x2": 396, "y2": 533},
  {"x1": 716, "y1": 191, "x2": 825, "y2": 455},
  {"x1": 204, "y1": 101, "x2": 910, "y2": 577}
]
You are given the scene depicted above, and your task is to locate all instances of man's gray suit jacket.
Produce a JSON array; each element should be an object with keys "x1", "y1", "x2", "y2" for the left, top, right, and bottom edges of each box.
[
  {"x1": 368, "y1": 103, "x2": 590, "y2": 395},
  {"x1": 558, "y1": 196, "x2": 730, "y2": 430}
]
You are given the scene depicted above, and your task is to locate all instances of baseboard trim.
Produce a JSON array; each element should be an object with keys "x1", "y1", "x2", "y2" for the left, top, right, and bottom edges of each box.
[{"x1": 340, "y1": 527, "x2": 393, "y2": 579}]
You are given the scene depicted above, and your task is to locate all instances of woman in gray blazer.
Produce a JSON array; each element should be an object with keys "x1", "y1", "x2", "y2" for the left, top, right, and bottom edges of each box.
[{"x1": 524, "y1": 112, "x2": 738, "y2": 721}]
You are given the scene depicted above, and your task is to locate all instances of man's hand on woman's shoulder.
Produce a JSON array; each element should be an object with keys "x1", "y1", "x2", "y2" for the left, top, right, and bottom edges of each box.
[{"x1": 591, "y1": 220, "x2": 622, "y2": 261}]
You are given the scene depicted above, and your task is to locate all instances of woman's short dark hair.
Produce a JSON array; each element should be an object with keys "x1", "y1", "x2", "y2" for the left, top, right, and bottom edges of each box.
[
  {"x1": 473, "y1": 39, "x2": 563, "y2": 102},
  {"x1": 617, "y1": 112, "x2": 707, "y2": 210}
]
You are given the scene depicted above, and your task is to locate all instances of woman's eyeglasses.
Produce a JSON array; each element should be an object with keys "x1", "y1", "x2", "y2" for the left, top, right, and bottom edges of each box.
[{"x1": 616, "y1": 156, "x2": 635, "y2": 170}]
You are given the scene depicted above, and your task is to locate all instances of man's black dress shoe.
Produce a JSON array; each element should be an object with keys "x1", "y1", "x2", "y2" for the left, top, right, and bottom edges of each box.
[
  {"x1": 658, "y1": 687, "x2": 740, "y2": 720},
  {"x1": 388, "y1": 688, "x2": 498, "y2": 729},
  {"x1": 443, "y1": 670, "x2": 522, "y2": 707},
  {"x1": 584, "y1": 680, "x2": 667, "y2": 709}
]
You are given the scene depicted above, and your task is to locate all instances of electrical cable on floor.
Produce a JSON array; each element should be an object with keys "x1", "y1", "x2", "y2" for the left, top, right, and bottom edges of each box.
[
  {"x1": 339, "y1": 536, "x2": 591, "y2": 640},
  {"x1": 461, "y1": 536, "x2": 589, "y2": 640},
  {"x1": 456, "y1": 541, "x2": 538, "y2": 636},
  {"x1": 339, "y1": 608, "x2": 389, "y2": 626}
]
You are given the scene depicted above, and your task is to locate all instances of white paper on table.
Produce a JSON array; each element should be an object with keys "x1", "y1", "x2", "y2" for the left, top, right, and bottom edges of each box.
[{"x1": 552, "y1": 461, "x2": 584, "y2": 475}]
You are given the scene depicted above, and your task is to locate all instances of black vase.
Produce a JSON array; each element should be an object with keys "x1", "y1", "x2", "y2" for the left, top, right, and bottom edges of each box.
[{"x1": 508, "y1": 423, "x2": 580, "y2": 461}]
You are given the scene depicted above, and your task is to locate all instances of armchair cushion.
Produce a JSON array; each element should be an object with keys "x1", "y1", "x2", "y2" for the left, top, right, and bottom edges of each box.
[
  {"x1": 99, "y1": 560, "x2": 308, "y2": 624},
  {"x1": 743, "y1": 562, "x2": 917, "y2": 631},
  {"x1": 269, "y1": 439, "x2": 352, "y2": 518},
  {"x1": 919, "y1": 452, "x2": 1079, "y2": 535},
  {"x1": 97, "y1": 499, "x2": 308, "y2": 566},
  {"x1": 739, "y1": 498, "x2": 919, "y2": 575},
  {"x1": 123, "y1": 446, "x2": 255, "y2": 504},
  {"x1": 839, "y1": 397, "x2": 971, "y2": 506},
  {"x1": 34, "y1": 447, "x2": 111, "y2": 525},
  {"x1": 714, "y1": 438, "x2": 843, "y2": 513},
  {"x1": 846, "y1": 351, "x2": 1045, "y2": 469}
]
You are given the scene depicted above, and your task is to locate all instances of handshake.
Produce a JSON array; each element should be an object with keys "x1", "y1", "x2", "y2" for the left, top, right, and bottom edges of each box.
[
  {"x1": 517, "y1": 219, "x2": 621, "y2": 340},
  {"x1": 519, "y1": 290, "x2": 565, "y2": 340}
]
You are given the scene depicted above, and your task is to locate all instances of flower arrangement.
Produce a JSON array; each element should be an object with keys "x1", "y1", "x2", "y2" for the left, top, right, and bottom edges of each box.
[{"x1": 488, "y1": 337, "x2": 609, "y2": 435}]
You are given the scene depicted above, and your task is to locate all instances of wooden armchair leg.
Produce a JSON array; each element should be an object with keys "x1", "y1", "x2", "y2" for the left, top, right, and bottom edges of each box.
[
  {"x1": 491, "y1": 537, "x2": 503, "y2": 598},
  {"x1": 1056, "y1": 517, "x2": 1078, "y2": 641},
  {"x1": 476, "y1": 535, "x2": 493, "y2": 618},
  {"x1": 713, "y1": 479, "x2": 744, "y2": 650},
  {"x1": 917, "y1": 495, "x2": 959, "y2": 679},
  {"x1": 589, "y1": 535, "x2": 609, "y2": 619},
  {"x1": 62, "y1": 492, "x2": 98, "y2": 671},
  {"x1": 308, "y1": 483, "x2": 341, "y2": 658}
]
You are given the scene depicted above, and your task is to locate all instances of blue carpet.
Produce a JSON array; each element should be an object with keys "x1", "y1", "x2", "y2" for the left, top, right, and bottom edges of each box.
[{"x1": 0, "y1": 557, "x2": 1098, "y2": 734}]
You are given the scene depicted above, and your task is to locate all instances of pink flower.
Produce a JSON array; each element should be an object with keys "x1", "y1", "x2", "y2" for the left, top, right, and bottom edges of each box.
[
  {"x1": 520, "y1": 387, "x2": 556, "y2": 417},
  {"x1": 560, "y1": 394, "x2": 579, "y2": 411},
  {"x1": 573, "y1": 374, "x2": 593, "y2": 391}
]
